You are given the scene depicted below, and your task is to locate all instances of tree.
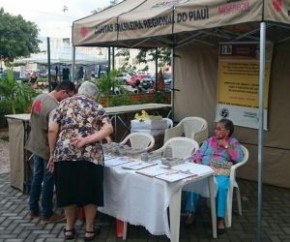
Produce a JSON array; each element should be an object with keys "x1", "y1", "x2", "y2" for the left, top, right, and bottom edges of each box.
[
  {"x1": 0, "y1": 8, "x2": 40, "y2": 63},
  {"x1": 135, "y1": 48, "x2": 171, "y2": 68}
]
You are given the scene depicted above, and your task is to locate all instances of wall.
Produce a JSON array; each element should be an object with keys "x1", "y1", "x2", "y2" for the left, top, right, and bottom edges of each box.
[{"x1": 174, "y1": 42, "x2": 290, "y2": 188}]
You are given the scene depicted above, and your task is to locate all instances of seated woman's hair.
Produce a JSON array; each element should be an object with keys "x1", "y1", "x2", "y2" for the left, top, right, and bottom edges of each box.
[
  {"x1": 78, "y1": 81, "x2": 99, "y2": 99},
  {"x1": 219, "y1": 118, "x2": 234, "y2": 136}
]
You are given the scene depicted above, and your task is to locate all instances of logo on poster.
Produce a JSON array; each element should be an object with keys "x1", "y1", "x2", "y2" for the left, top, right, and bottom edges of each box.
[{"x1": 220, "y1": 108, "x2": 229, "y2": 118}]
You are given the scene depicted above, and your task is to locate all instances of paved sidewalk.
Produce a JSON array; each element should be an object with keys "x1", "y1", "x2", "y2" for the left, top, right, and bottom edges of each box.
[
  {"x1": 1, "y1": 135, "x2": 290, "y2": 241},
  {"x1": 1, "y1": 171, "x2": 290, "y2": 241}
]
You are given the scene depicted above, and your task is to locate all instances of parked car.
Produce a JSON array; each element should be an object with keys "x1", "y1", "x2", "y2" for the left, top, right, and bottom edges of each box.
[
  {"x1": 141, "y1": 76, "x2": 155, "y2": 90},
  {"x1": 116, "y1": 72, "x2": 131, "y2": 85},
  {"x1": 128, "y1": 73, "x2": 152, "y2": 88}
]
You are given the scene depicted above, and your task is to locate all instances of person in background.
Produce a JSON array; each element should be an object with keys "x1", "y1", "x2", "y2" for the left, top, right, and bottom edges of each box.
[
  {"x1": 25, "y1": 80, "x2": 76, "y2": 223},
  {"x1": 29, "y1": 71, "x2": 38, "y2": 88},
  {"x1": 184, "y1": 118, "x2": 244, "y2": 234},
  {"x1": 47, "y1": 81, "x2": 113, "y2": 241}
]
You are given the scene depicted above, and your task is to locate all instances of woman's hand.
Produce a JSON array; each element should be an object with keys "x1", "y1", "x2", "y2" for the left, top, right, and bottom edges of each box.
[
  {"x1": 218, "y1": 139, "x2": 229, "y2": 149},
  {"x1": 47, "y1": 156, "x2": 55, "y2": 173},
  {"x1": 71, "y1": 136, "x2": 87, "y2": 148}
]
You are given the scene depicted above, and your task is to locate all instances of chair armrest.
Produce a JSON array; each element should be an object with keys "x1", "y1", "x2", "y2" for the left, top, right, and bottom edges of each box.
[
  {"x1": 151, "y1": 147, "x2": 165, "y2": 156},
  {"x1": 229, "y1": 160, "x2": 247, "y2": 182},
  {"x1": 164, "y1": 124, "x2": 184, "y2": 142},
  {"x1": 192, "y1": 127, "x2": 208, "y2": 145}
]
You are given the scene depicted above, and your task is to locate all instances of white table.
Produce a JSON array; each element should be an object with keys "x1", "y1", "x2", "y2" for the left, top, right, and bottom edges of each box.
[
  {"x1": 99, "y1": 159, "x2": 217, "y2": 241},
  {"x1": 8, "y1": 104, "x2": 172, "y2": 142},
  {"x1": 105, "y1": 103, "x2": 172, "y2": 141}
]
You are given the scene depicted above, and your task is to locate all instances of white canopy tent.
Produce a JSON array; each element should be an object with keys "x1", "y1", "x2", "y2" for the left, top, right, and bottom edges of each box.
[
  {"x1": 72, "y1": 2, "x2": 290, "y2": 239},
  {"x1": 15, "y1": 47, "x2": 107, "y2": 66}
]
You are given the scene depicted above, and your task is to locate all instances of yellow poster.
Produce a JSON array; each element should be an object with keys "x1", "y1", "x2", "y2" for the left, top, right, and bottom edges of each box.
[{"x1": 215, "y1": 42, "x2": 273, "y2": 129}]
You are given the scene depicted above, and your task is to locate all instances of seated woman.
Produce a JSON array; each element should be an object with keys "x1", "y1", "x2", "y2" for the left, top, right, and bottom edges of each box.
[{"x1": 184, "y1": 118, "x2": 244, "y2": 234}]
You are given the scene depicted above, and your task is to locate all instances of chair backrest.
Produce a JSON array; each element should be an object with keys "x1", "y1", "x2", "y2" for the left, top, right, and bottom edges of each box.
[
  {"x1": 164, "y1": 116, "x2": 208, "y2": 144},
  {"x1": 120, "y1": 132, "x2": 155, "y2": 151},
  {"x1": 162, "y1": 117, "x2": 173, "y2": 128},
  {"x1": 179, "y1": 117, "x2": 208, "y2": 144},
  {"x1": 152, "y1": 137, "x2": 199, "y2": 159}
]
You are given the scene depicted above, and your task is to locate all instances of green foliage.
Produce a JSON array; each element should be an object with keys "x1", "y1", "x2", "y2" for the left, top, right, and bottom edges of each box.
[
  {"x1": 0, "y1": 8, "x2": 40, "y2": 62},
  {"x1": 108, "y1": 95, "x2": 131, "y2": 106},
  {"x1": 0, "y1": 69, "x2": 37, "y2": 114},
  {"x1": 154, "y1": 91, "x2": 167, "y2": 103},
  {"x1": 135, "y1": 48, "x2": 171, "y2": 67},
  {"x1": 94, "y1": 69, "x2": 122, "y2": 97},
  {"x1": 0, "y1": 100, "x2": 12, "y2": 128}
]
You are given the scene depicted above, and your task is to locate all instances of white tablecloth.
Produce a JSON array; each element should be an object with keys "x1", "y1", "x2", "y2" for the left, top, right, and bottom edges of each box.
[{"x1": 99, "y1": 161, "x2": 217, "y2": 239}]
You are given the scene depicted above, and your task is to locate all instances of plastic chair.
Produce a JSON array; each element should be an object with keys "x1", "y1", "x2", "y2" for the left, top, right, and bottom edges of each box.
[
  {"x1": 162, "y1": 117, "x2": 173, "y2": 128},
  {"x1": 225, "y1": 145, "x2": 249, "y2": 228},
  {"x1": 152, "y1": 137, "x2": 199, "y2": 159},
  {"x1": 164, "y1": 116, "x2": 208, "y2": 145},
  {"x1": 119, "y1": 132, "x2": 155, "y2": 152}
]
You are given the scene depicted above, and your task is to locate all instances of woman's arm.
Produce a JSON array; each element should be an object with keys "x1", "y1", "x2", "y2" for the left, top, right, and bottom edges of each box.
[
  {"x1": 227, "y1": 138, "x2": 244, "y2": 163},
  {"x1": 192, "y1": 139, "x2": 209, "y2": 163},
  {"x1": 47, "y1": 121, "x2": 59, "y2": 173},
  {"x1": 71, "y1": 122, "x2": 113, "y2": 148}
]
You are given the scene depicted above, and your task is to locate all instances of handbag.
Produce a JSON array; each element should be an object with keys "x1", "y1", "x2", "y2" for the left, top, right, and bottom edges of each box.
[{"x1": 210, "y1": 160, "x2": 233, "y2": 176}]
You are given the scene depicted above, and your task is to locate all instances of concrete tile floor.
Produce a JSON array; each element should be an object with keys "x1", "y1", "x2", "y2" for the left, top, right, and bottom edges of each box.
[{"x1": 1, "y1": 137, "x2": 290, "y2": 241}]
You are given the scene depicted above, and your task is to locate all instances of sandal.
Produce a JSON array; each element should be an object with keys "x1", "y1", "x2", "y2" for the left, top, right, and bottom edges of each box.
[
  {"x1": 64, "y1": 228, "x2": 75, "y2": 240},
  {"x1": 217, "y1": 218, "x2": 226, "y2": 235},
  {"x1": 84, "y1": 227, "x2": 101, "y2": 241},
  {"x1": 184, "y1": 212, "x2": 196, "y2": 227}
]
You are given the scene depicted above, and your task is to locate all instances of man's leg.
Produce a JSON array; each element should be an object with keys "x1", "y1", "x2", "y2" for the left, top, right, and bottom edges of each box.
[
  {"x1": 41, "y1": 159, "x2": 54, "y2": 219},
  {"x1": 41, "y1": 159, "x2": 65, "y2": 223},
  {"x1": 29, "y1": 155, "x2": 43, "y2": 217}
]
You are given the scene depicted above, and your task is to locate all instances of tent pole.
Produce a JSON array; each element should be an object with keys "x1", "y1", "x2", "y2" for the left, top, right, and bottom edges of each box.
[
  {"x1": 47, "y1": 37, "x2": 52, "y2": 91},
  {"x1": 108, "y1": 47, "x2": 111, "y2": 73},
  {"x1": 155, "y1": 48, "x2": 158, "y2": 90},
  {"x1": 112, "y1": 47, "x2": 115, "y2": 70},
  {"x1": 257, "y1": 21, "x2": 266, "y2": 242},
  {"x1": 171, "y1": 46, "x2": 175, "y2": 121},
  {"x1": 72, "y1": 46, "x2": 76, "y2": 83}
]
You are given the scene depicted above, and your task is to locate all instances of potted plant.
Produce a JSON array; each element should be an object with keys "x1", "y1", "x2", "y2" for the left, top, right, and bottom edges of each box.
[{"x1": 0, "y1": 69, "x2": 36, "y2": 114}]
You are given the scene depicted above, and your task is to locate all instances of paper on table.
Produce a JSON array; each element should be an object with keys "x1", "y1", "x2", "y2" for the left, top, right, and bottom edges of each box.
[
  {"x1": 105, "y1": 157, "x2": 132, "y2": 167},
  {"x1": 155, "y1": 170, "x2": 197, "y2": 182},
  {"x1": 121, "y1": 161, "x2": 158, "y2": 170},
  {"x1": 136, "y1": 165, "x2": 169, "y2": 177}
]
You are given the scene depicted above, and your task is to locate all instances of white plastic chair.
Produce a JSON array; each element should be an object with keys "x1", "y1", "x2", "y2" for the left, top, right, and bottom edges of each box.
[
  {"x1": 119, "y1": 132, "x2": 155, "y2": 152},
  {"x1": 164, "y1": 116, "x2": 208, "y2": 145},
  {"x1": 162, "y1": 117, "x2": 173, "y2": 128},
  {"x1": 152, "y1": 137, "x2": 199, "y2": 159},
  {"x1": 225, "y1": 145, "x2": 249, "y2": 228}
]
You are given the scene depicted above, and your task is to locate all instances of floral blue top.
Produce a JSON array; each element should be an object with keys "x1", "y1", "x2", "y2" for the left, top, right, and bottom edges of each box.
[
  {"x1": 52, "y1": 95, "x2": 111, "y2": 165},
  {"x1": 192, "y1": 136, "x2": 244, "y2": 166}
]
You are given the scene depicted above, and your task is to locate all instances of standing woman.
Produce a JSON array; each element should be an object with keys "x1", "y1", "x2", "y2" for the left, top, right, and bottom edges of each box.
[
  {"x1": 184, "y1": 118, "x2": 244, "y2": 234},
  {"x1": 47, "y1": 81, "x2": 113, "y2": 241}
]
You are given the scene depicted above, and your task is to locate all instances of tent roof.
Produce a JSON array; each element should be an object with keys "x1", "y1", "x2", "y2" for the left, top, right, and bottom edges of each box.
[
  {"x1": 15, "y1": 47, "x2": 107, "y2": 66},
  {"x1": 72, "y1": 0, "x2": 290, "y2": 48}
]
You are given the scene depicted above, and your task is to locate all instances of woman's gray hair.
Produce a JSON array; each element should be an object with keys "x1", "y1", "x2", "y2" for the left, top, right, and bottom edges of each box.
[{"x1": 78, "y1": 81, "x2": 99, "y2": 99}]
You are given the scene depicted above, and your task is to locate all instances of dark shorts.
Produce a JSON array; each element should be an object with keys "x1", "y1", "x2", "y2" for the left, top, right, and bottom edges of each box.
[{"x1": 55, "y1": 160, "x2": 104, "y2": 207}]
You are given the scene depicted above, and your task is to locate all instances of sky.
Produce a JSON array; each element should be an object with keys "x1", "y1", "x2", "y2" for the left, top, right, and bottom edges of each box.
[{"x1": 0, "y1": 0, "x2": 117, "y2": 38}]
